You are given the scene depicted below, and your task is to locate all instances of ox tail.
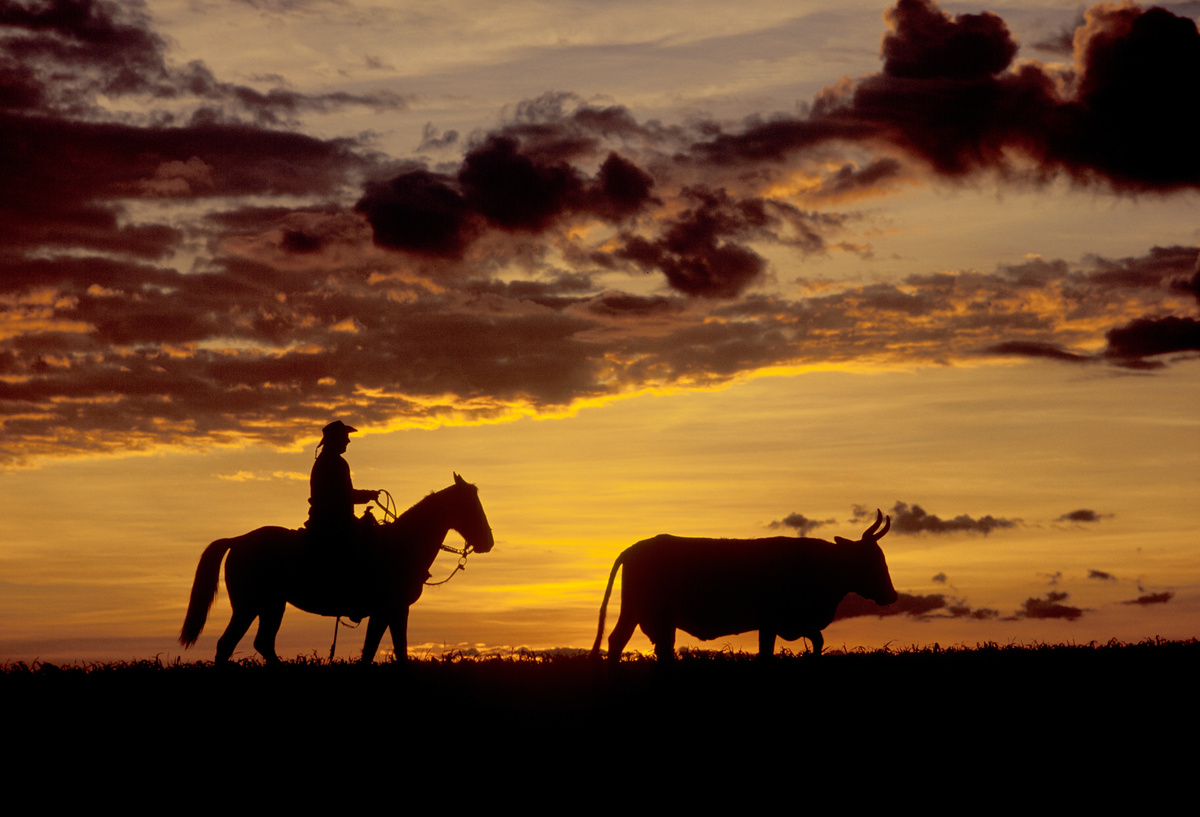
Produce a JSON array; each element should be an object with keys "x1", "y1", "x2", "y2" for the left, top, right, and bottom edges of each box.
[
  {"x1": 178, "y1": 539, "x2": 233, "y2": 648},
  {"x1": 591, "y1": 551, "x2": 626, "y2": 660}
]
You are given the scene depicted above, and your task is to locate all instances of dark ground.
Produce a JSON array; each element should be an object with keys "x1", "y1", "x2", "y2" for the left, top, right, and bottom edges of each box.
[{"x1": 7, "y1": 640, "x2": 1194, "y2": 799}]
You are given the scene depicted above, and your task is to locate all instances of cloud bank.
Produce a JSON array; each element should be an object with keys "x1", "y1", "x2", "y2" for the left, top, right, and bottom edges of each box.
[{"x1": 2, "y1": 0, "x2": 1198, "y2": 463}]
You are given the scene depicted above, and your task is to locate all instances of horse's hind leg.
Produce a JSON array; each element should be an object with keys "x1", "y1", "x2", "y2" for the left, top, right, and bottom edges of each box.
[
  {"x1": 216, "y1": 609, "x2": 255, "y2": 663},
  {"x1": 361, "y1": 615, "x2": 388, "y2": 665},
  {"x1": 252, "y1": 599, "x2": 286, "y2": 665}
]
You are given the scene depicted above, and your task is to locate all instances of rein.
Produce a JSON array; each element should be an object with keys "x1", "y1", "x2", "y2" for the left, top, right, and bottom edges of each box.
[
  {"x1": 375, "y1": 490, "x2": 399, "y2": 522},
  {"x1": 426, "y1": 543, "x2": 472, "y2": 586},
  {"x1": 374, "y1": 490, "x2": 474, "y2": 585}
]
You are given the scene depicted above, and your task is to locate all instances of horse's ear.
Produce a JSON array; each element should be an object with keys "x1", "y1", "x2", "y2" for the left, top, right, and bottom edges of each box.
[{"x1": 454, "y1": 472, "x2": 464, "y2": 485}]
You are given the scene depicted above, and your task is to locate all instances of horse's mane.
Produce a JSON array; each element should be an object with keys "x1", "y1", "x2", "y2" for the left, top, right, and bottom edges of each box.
[{"x1": 388, "y1": 482, "x2": 469, "y2": 533}]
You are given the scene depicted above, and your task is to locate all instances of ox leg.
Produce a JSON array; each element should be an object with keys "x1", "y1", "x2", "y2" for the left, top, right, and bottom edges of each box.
[
  {"x1": 808, "y1": 631, "x2": 824, "y2": 656},
  {"x1": 216, "y1": 610, "x2": 255, "y2": 663},
  {"x1": 651, "y1": 626, "x2": 676, "y2": 662},
  {"x1": 361, "y1": 615, "x2": 388, "y2": 664},
  {"x1": 606, "y1": 613, "x2": 637, "y2": 664},
  {"x1": 252, "y1": 600, "x2": 286, "y2": 665},
  {"x1": 758, "y1": 629, "x2": 776, "y2": 660}
]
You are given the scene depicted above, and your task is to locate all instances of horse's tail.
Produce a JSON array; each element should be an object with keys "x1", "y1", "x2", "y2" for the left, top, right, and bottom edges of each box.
[
  {"x1": 591, "y1": 550, "x2": 626, "y2": 660},
  {"x1": 179, "y1": 538, "x2": 234, "y2": 648}
]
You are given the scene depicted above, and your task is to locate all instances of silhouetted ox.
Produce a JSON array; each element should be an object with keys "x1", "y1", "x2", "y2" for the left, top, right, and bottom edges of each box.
[{"x1": 592, "y1": 510, "x2": 897, "y2": 661}]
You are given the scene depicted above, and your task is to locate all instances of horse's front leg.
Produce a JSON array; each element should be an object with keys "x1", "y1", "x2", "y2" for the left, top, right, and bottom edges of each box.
[
  {"x1": 361, "y1": 615, "x2": 388, "y2": 665},
  {"x1": 388, "y1": 606, "x2": 410, "y2": 662}
]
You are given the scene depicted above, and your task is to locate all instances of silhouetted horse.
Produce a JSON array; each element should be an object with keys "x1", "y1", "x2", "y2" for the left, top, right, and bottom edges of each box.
[{"x1": 179, "y1": 473, "x2": 493, "y2": 664}]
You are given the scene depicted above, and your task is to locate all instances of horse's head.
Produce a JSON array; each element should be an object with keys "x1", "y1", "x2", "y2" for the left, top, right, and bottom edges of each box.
[{"x1": 449, "y1": 472, "x2": 494, "y2": 554}]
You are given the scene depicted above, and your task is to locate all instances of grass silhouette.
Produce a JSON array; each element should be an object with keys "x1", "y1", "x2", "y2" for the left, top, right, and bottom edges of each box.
[{"x1": 5, "y1": 639, "x2": 1190, "y2": 796}]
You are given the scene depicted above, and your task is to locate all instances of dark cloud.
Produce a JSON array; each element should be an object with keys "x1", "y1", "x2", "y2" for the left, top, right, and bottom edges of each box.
[
  {"x1": 0, "y1": 0, "x2": 166, "y2": 113},
  {"x1": 931, "y1": 572, "x2": 946, "y2": 584},
  {"x1": 458, "y1": 135, "x2": 588, "y2": 232},
  {"x1": 970, "y1": 247, "x2": 1200, "y2": 370},
  {"x1": 0, "y1": 266, "x2": 612, "y2": 461},
  {"x1": 357, "y1": 92, "x2": 667, "y2": 264},
  {"x1": 881, "y1": 0, "x2": 1018, "y2": 80},
  {"x1": 1122, "y1": 592, "x2": 1173, "y2": 606},
  {"x1": 1062, "y1": 5, "x2": 1200, "y2": 190},
  {"x1": 879, "y1": 501, "x2": 1019, "y2": 535},
  {"x1": 1062, "y1": 510, "x2": 1106, "y2": 523},
  {"x1": 607, "y1": 186, "x2": 833, "y2": 299},
  {"x1": 833, "y1": 591, "x2": 945, "y2": 621},
  {"x1": 0, "y1": 1, "x2": 377, "y2": 264},
  {"x1": 4, "y1": 226, "x2": 1193, "y2": 461},
  {"x1": 946, "y1": 601, "x2": 999, "y2": 620},
  {"x1": 355, "y1": 168, "x2": 477, "y2": 258},
  {"x1": 612, "y1": 188, "x2": 770, "y2": 298},
  {"x1": 584, "y1": 293, "x2": 683, "y2": 319},
  {"x1": 0, "y1": 113, "x2": 368, "y2": 258},
  {"x1": 2, "y1": 1, "x2": 1198, "y2": 463},
  {"x1": 590, "y1": 153, "x2": 658, "y2": 222},
  {"x1": 681, "y1": 1, "x2": 1200, "y2": 192},
  {"x1": 1019, "y1": 591, "x2": 1083, "y2": 621},
  {"x1": 879, "y1": 593, "x2": 946, "y2": 618},
  {"x1": 1176, "y1": 269, "x2": 1200, "y2": 302},
  {"x1": 1085, "y1": 245, "x2": 1200, "y2": 291},
  {"x1": 984, "y1": 341, "x2": 1091, "y2": 363},
  {"x1": 0, "y1": 0, "x2": 405, "y2": 124},
  {"x1": 768, "y1": 512, "x2": 834, "y2": 536},
  {"x1": 1104, "y1": 316, "x2": 1200, "y2": 363},
  {"x1": 833, "y1": 591, "x2": 998, "y2": 621},
  {"x1": 280, "y1": 229, "x2": 325, "y2": 254},
  {"x1": 686, "y1": 116, "x2": 874, "y2": 167},
  {"x1": 1088, "y1": 569, "x2": 1116, "y2": 581},
  {"x1": 359, "y1": 3, "x2": 1200, "y2": 295},
  {"x1": 879, "y1": 0, "x2": 1200, "y2": 189},
  {"x1": 815, "y1": 158, "x2": 905, "y2": 198},
  {"x1": 358, "y1": 135, "x2": 656, "y2": 260}
]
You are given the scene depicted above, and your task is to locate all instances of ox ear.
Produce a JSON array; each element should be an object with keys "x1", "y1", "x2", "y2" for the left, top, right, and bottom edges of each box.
[
  {"x1": 454, "y1": 472, "x2": 465, "y2": 486},
  {"x1": 834, "y1": 536, "x2": 852, "y2": 545}
]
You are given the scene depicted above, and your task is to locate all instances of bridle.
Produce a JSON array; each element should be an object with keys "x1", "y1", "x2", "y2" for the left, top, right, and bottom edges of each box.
[
  {"x1": 329, "y1": 483, "x2": 489, "y2": 660},
  {"x1": 372, "y1": 489, "x2": 485, "y2": 585},
  {"x1": 425, "y1": 543, "x2": 473, "y2": 586}
]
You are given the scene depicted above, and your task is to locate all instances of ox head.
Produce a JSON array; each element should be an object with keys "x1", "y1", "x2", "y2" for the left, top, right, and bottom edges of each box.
[{"x1": 835, "y1": 509, "x2": 897, "y2": 606}]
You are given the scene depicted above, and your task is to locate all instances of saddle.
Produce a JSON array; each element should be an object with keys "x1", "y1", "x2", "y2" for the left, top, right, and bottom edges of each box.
[{"x1": 293, "y1": 520, "x2": 380, "y2": 620}]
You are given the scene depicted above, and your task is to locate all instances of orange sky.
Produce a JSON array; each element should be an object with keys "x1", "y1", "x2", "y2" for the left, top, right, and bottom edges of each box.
[{"x1": 1, "y1": 0, "x2": 1197, "y2": 663}]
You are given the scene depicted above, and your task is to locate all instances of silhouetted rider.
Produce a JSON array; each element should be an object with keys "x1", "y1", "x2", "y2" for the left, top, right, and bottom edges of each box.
[{"x1": 306, "y1": 420, "x2": 380, "y2": 549}]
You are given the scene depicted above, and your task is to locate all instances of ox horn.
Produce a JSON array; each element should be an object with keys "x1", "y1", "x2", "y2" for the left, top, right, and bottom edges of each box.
[{"x1": 864, "y1": 508, "x2": 890, "y2": 540}]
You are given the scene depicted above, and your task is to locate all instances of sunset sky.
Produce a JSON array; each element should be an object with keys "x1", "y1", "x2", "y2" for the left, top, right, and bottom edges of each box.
[{"x1": 2, "y1": 0, "x2": 1197, "y2": 664}]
